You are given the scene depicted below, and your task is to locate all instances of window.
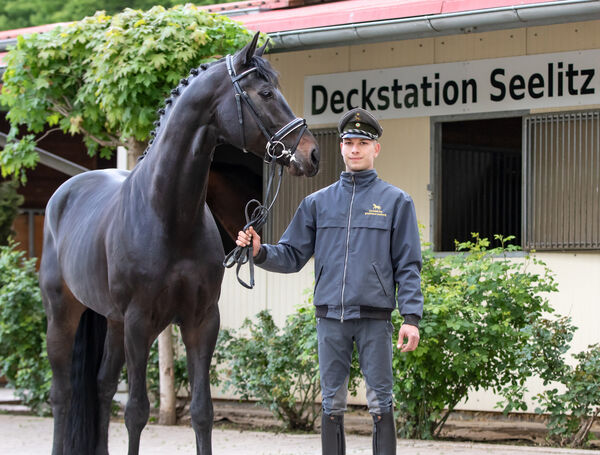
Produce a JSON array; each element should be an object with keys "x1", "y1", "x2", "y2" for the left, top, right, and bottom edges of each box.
[
  {"x1": 435, "y1": 117, "x2": 522, "y2": 251},
  {"x1": 524, "y1": 110, "x2": 600, "y2": 250}
]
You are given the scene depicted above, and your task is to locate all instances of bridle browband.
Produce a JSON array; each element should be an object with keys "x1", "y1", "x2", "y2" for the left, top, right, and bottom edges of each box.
[{"x1": 223, "y1": 54, "x2": 309, "y2": 289}]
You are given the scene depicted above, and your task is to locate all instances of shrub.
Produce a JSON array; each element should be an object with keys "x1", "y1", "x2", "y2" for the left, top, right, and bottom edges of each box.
[
  {"x1": 0, "y1": 242, "x2": 50, "y2": 415},
  {"x1": 0, "y1": 180, "x2": 24, "y2": 245},
  {"x1": 536, "y1": 344, "x2": 600, "y2": 448},
  {"x1": 498, "y1": 315, "x2": 575, "y2": 415},
  {"x1": 214, "y1": 301, "x2": 363, "y2": 432},
  {"x1": 392, "y1": 234, "x2": 562, "y2": 439},
  {"x1": 215, "y1": 307, "x2": 321, "y2": 431}
]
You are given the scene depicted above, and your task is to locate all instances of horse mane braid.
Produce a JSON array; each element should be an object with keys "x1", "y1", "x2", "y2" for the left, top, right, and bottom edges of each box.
[
  {"x1": 138, "y1": 55, "x2": 277, "y2": 162},
  {"x1": 139, "y1": 70, "x2": 199, "y2": 160}
]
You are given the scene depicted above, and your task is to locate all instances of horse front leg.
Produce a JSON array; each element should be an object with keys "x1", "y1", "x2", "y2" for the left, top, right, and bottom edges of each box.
[
  {"x1": 123, "y1": 313, "x2": 152, "y2": 455},
  {"x1": 96, "y1": 319, "x2": 126, "y2": 455},
  {"x1": 181, "y1": 302, "x2": 220, "y2": 455}
]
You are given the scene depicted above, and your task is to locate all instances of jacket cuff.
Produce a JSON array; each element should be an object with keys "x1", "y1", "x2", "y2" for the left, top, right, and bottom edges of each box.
[
  {"x1": 402, "y1": 314, "x2": 421, "y2": 328},
  {"x1": 254, "y1": 246, "x2": 267, "y2": 264}
]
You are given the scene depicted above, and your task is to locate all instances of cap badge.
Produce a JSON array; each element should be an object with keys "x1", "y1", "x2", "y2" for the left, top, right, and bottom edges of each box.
[{"x1": 355, "y1": 122, "x2": 361, "y2": 127}]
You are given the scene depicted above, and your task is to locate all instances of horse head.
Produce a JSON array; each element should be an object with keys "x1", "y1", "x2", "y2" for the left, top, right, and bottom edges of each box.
[{"x1": 217, "y1": 32, "x2": 320, "y2": 177}]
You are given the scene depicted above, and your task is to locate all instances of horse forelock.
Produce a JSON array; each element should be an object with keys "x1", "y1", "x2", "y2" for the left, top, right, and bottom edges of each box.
[{"x1": 250, "y1": 56, "x2": 280, "y2": 88}]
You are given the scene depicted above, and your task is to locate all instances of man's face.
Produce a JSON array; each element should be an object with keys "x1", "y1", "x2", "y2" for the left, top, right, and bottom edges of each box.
[{"x1": 340, "y1": 137, "x2": 381, "y2": 172}]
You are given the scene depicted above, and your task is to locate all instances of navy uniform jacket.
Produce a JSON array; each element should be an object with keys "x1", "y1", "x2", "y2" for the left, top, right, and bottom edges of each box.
[{"x1": 255, "y1": 169, "x2": 423, "y2": 325}]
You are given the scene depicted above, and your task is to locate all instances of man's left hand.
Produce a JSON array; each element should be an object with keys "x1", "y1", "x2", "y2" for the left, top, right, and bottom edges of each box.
[{"x1": 397, "y1": 324, "x2": 420, "y2": 352}]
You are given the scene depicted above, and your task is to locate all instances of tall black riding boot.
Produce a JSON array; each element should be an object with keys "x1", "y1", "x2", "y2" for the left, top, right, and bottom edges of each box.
[
  {"x1": 372, "y1": 409, "x2": 396, "y2": 455},
  {"x1": 321, "y1": 412, "x2": 346, "y2": 455}
]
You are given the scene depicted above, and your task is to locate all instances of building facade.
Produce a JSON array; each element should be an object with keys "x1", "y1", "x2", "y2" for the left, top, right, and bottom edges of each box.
[{"x1": 217, "y1": 0, "x2": 600, "y2": 411}]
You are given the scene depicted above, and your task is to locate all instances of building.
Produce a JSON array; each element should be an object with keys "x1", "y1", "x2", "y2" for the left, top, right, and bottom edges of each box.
[
  {"x1": 1, "y1": 0, "x2": 599, "y2": 412},
  {"x1": 214, "y1": 0, "x2": 600, "y2": 411}
]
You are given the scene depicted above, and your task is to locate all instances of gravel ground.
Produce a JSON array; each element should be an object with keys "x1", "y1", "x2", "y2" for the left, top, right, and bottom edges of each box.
[{"x1": 1, "y1": 414, "x2": 599, "y2": 455}]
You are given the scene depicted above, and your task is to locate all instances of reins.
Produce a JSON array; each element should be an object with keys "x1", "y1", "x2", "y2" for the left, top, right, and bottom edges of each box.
[{"x1": 222, "y1": 54, "x2": 307, "y2": 289}]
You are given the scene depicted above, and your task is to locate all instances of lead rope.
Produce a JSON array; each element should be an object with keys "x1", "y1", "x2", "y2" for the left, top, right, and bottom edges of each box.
[
  {"x1": 222, "y1": 53, "x2": 306, "y2": 289},
  {"x1": 223, "y1": 158, "x2": 284, "y2": 289}
]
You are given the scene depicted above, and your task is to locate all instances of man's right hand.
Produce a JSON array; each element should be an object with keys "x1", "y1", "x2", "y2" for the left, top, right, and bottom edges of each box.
[{"x1": 236, "y1": 226, "x2": 262, "y2": 258}]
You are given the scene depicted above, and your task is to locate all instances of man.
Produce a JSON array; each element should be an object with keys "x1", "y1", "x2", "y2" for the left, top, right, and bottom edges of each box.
[{"x1": 236, "y1": 108, "x2": 423, "y2": 455}]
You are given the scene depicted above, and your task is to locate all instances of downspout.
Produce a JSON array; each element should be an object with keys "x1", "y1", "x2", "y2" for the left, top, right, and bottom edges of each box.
[{"x1": 267, "y1": 0, "x2": 600, "y2": 52}]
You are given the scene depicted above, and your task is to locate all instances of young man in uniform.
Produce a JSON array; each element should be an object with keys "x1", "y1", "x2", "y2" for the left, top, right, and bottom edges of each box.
[{"x1": 236, "y1": 108, "x2": 423, "y2": 455}]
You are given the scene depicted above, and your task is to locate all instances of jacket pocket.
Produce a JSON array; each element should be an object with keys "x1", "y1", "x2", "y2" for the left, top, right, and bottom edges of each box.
[
  {"x1": 372, "y1": 262, "x2": 388, "y2": 296},
  {"x1": 314, "y1": 264, "x2": 324, "y2": 292}
]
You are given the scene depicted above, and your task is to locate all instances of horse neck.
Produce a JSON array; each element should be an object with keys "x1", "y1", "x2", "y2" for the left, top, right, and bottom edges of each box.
[{"x1": 131, "y1": 71, "x2": 223, "y2": 238}]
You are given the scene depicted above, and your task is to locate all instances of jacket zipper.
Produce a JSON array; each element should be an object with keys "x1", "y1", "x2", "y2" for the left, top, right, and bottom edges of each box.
[{"x1": 340, "y1": 175, "x2": 356, "y2": 322}]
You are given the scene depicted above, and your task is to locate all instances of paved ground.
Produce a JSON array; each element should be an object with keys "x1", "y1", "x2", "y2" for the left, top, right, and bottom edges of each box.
[
  {"x1": 1, "y1": 414, "x2": 600, "y2": 455},
  {"x1": 1, "y1": 388, "x2": 598, "y2": 454}
]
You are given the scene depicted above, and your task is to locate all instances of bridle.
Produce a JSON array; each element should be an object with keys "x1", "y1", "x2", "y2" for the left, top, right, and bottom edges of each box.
[
  {"x1": 222, "y1": 54, "x2": 309, "y2": 289},
  {"x1": 225, "y1": 54, "x2": 307, "y2": 165}
]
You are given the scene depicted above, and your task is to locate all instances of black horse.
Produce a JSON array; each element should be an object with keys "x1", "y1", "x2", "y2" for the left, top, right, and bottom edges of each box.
[{"x1": 40, "y1": 32, "x2": 319, "y2": 455}]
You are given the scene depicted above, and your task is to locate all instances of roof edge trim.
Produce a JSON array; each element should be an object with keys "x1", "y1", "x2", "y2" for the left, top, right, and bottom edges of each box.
[{"x1": 266, "y1": 0, "x2": 600, "y2": 52}]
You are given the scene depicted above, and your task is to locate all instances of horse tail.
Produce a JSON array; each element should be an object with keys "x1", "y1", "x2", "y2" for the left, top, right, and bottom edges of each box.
[{"x1": 65, "y1": 308, "x2": 107, "y2": 454}]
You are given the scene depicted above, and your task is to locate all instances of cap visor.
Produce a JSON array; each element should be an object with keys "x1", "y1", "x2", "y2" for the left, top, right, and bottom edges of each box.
[{"x1": 341, "y1": 132, "x2": 375, "y2": 140}]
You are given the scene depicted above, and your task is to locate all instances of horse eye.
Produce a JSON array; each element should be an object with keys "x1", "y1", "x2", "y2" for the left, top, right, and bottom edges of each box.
[{"x1": 260, "y1": 90, "x2": 274, "y2": 99}]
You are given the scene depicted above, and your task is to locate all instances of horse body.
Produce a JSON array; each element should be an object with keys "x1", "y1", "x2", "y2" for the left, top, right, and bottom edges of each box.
[{"x1": 40, "y1": 33, "x2": 318, "y2": 455}]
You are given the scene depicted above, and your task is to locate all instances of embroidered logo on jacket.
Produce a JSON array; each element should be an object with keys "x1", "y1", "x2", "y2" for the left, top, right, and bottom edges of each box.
[{"x1": 365, "y1": 203, "x2": 387, "y2": 217}]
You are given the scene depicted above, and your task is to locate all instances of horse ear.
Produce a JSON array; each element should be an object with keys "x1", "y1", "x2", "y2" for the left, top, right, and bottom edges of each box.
[
  {"x1": 255, "y1": 38, "x2": 270, "y2": 58},
  {"x1": 240, "y1": 31, "x2": 261, "y2": 66}
]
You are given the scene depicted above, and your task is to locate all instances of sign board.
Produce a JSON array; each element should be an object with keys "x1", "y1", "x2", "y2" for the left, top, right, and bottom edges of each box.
[{"x1": 304, "y1": 50, "x2": 600, "y2": 124}]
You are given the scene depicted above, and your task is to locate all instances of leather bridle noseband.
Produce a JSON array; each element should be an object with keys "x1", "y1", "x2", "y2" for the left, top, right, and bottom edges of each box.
[{"x1": 223, "y1": 54, "x2": 310, "y2": 289}]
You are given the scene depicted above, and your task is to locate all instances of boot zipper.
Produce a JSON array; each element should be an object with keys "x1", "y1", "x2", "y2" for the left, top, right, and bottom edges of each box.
[{"x1": 340, "y1": 175, "x2": 356, "y2": 322}]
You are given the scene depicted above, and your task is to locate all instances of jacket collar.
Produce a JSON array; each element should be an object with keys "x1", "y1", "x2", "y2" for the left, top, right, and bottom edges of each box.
[{"x1": 340, "y1": 169, "x2": 378, "y2": 188}]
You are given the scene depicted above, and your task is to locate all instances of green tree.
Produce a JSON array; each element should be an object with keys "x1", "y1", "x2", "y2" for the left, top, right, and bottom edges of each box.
[
  {"x1": 0, "y1": 0, "x2": 240, "y2": 31},
  {"x1": 0, "y1": 4, "x2": 260, "y2": 182}
]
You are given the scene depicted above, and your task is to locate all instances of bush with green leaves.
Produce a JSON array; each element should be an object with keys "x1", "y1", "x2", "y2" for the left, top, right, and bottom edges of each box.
[
  {"x1": 214, "y1": 307, "x2": 321, "y2": 431},
  {"x1": 214, "y1": 301, "x2": 362, "y2": 432},
  {"x1": 391, "y1": 234, "x2": 563, "y2": 439},
  {"x1": 536, "y1": 344, "x2": 600, "y2": 448},
  {"x1": 0, "y1": 242, "x2": 50, "y2": 415},
  {"x1": 0, "y1": 180, "x2": 24, "y2": 245},
  {"x1": 498, "y1": 315, "x2": 576, "y2": 416}
]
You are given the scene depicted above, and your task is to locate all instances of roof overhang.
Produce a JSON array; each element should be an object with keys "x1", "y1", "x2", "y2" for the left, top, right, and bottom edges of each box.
[{"x1": 256, "y1": 0, "x2": 600, "y2": 52}]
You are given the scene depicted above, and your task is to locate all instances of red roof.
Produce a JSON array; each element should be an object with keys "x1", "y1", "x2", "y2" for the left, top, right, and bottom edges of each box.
[
  {"x1": 0, "y1": 22, "x2": 69, "y2": 41},
  {"x1": 0, "y1": 0, "x2": 582, "y2": 66},
  {"x1": 233, "y1": 0, "x2": 560, "y2": 33}
]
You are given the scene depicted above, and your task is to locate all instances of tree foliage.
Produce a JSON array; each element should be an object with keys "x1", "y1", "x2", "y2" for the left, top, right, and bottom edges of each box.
[
  {"x1": 0, "y1": 0, "x2": 240, "y2": 31},
  {"x1": 0, "y1": 4, "x2": 259, "y2": 182}
]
